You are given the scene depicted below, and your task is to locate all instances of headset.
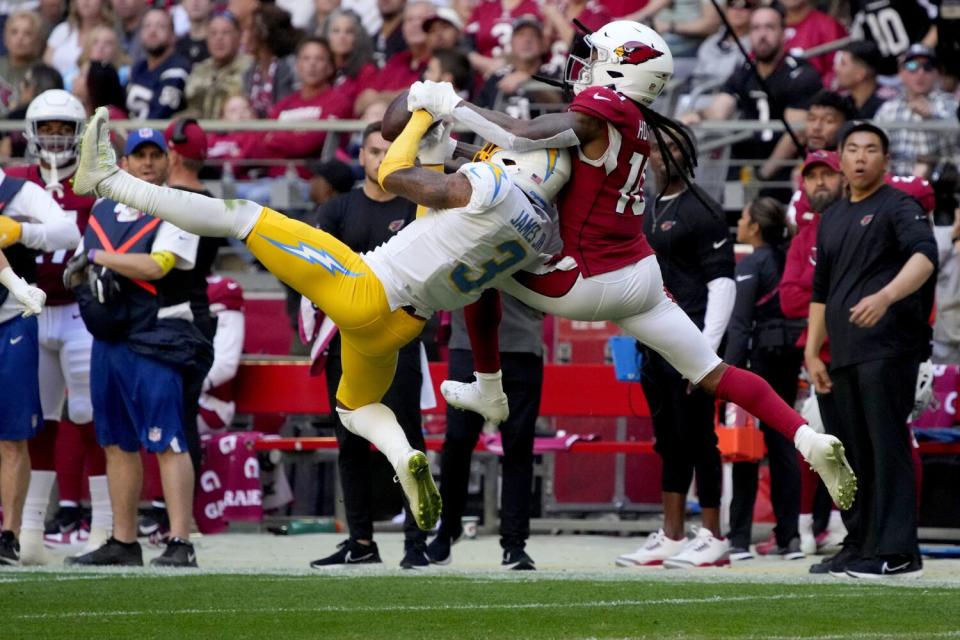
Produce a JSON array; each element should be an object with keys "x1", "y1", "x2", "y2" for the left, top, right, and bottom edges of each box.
[{"x1": 171, "y1": 117, "x2": 199, "y2": 145}]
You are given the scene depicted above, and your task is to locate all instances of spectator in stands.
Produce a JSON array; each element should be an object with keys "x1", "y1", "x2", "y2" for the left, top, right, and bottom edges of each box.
[
  {"x1": 725, "y1": 197, "x2": 803, "y2": 561},
  {"x1": 305, "y1": 158, "x2": 356, "y2": 215},
  {"x1": 801, "y1": 90, "x2": 856, "y2": 156},
  {"x1": 73, "y1": 61, "x2": 127, "y2": 120},
  {"x1": 75, "y1": 25, "x2": 130, "y2": 89},
  {"x1": 0, "y1": 63, "x2": 63, "y2": 158},
  {"x1": 205, "y1": 93, "x2": 260, "y2": 179},
  {"x1": 0, "y1": 11, "x2": 44, "y2": 114},
  {"x1": 424, "y1": 6, "x2": 463, "y2": 53},
  {"x1": 475, "y1": 17, "x2": 563, "y2": 119},
  {"x1": 425, "y1": 48, "x2": 471, "y2": 96},
  {"x1": 227, "y1": 0, "x2": 260, "y2": 34},
  {"x1": 465, "y1": 0, "x2": 541, "y2": 78},
  {"x1": 874, "y1": 44, "x2": 960, "y2": 177},
  {"x1": 66, "y1": 128, "x2": 207, "y2": 568},
  {"x1": 833, "y1": 41, "x2": 884, "y2": 120},
  {"x1": 850, "y1": 0, "x2": 936, "y2": 77},
  {"x1": 427, "y1": 294, "x2": 544, "y2": 571},
  {"x1": 683, "y1": 3, "x2": 822, "y2": 200},
  {"x1": 197, "y1": 275, "x2": 245, "y2": 435},
  {"x1": 185, "y1": 11, "x2": 252, "y2": 119},
  {"x1": 176, "y1": 0, "x2": 213, "y2": 67},
  {"x1": 372, "y1": 0, "x2": 407, "y2": 67},
  {"x1": 309, "y1": 122, "x2": 428, "y2": 570},
  {"x1": 321, "y1": 8, "x2": 377, "y2": 114},
  {"x1": 111, "y1": 0, "x2": 147, "y2": 65},
  {"x1": 44, "y1": 0, "x2": 114, "y2": 84},
  {"x1": 242, "y1": 4, "x2": 299, "y2": 118},
  {"x1": 126, "y1": 8, "x2": 190, "y2": 120},
  {"x1": 780, "y1": 0, "x2": 847, "y2": 85},
  {"x1": 306, "y1": 0, "x2": 340, "y2": 36},
  {"x1": 355, "y1": 0, "x2": 434, "y2": 116},
  {"x1": 543, "y1": 0, "x2": 612, "y2": 50},
  {"x1": 615, "y1": 133, "x2": 735, "y2": 570},
  {"x1": 804, "y1": 121, "x2": 936, "y2": 578},
  {"x1": 39, "y1": 1, "x2": 67, "y2": 35}
]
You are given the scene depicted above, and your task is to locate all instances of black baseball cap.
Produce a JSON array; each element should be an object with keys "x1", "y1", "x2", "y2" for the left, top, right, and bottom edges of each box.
[{"x1": 838, "y1": 120, "x2": 889, "y2": 154}]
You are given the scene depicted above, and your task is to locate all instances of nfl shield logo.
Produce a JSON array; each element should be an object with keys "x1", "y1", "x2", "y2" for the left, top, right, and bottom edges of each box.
[{"x1": 149, "y1": 427, "x2": 162, "y2": 442}]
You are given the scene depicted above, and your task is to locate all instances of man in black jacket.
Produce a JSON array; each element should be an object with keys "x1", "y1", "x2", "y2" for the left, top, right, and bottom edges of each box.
[{"x1": 805, "y1": 121, "x2": 937, "y2": 579}]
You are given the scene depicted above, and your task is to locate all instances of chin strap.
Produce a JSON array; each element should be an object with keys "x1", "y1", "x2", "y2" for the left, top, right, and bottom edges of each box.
[{"x1": 40, "y1": 159, "x2": 77, "y2": 199}]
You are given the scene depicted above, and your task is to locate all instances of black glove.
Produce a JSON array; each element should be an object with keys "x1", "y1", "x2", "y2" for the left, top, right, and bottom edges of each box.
[
  {"x1": 87, "y1": 265, "x2": 121, "y2": 304},
  {"x1": 62, "y1": 251, "x2": 90, "y2": 289}
]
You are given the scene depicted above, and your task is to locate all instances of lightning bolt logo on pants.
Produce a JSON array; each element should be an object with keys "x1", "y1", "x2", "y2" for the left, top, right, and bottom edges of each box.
[{"x1": 259, "y1": 235, "x2": 362, "y2": 276}]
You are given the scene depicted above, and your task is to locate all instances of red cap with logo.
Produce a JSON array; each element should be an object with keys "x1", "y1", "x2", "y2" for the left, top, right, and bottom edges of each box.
[
  {"x1": 164, "y1": 118, "x2": 208, "y2": 161},
  {"x1": 801, "y1": 149, "x2": 840, "y2": 176}
]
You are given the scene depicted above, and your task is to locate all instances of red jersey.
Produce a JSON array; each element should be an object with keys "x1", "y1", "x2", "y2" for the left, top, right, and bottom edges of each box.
[
  {"x1": 254, "y1": 88, "x2": 353, "y2": 179},
  {"x1": 600, "y1": 0, "x2": 647, "y2": 17},
  {"x1": 465, "y1": 0, "x2": 542, "y2": 59},
  {"x1": 784, "y1": 10, "x2": 847, "y2": 86},
  {"x1": 335, "y1": 63, "x2": 379, "y2": 116},
  {"x1": 207, "y1": 131, "x2": 261, "y2": 180},
  {"x1": 559, "y1": 86, "x2": 655, "y2": 277},
  {"x1": 4, "y1": 164, "x2": 93, "y2": 306},
  {"x1": 368, "y1": 52, "x2": 429, "y2": 93}
]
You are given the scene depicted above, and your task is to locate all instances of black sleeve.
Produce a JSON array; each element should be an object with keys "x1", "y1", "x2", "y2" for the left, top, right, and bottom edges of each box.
[
  {"x1": 811, "y1": 213, "x2": 831, "y2": 304},
  {"x1": 314, "y1": 194, "x2": 347, "y2": 236},
  {"x1": 721, "y1": 65, "x2": 747, "y2": 106},
  {"x1": 891, "y1": 192, "x2": 939, "y2": 269},
  {"x1": 785, "y1": 63, "x2": 824, "y2": 110},
  {"x1": 724, "y1": 255, "x2": 760, "y2": 367},
  {"x1": 692, "y1": 189, "x2": 736, "y2": 282}
]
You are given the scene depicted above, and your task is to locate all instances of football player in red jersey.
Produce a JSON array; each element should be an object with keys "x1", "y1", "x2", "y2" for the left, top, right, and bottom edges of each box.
[
  {"x1": 5, "y1": 90, "x2": 112, "y2": 563},
  {"x1": 408, "y1": 20, "x2": 858, "y2": 512}
]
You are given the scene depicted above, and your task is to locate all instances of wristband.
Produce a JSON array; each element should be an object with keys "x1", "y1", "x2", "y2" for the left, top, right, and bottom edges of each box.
[{"x1": 87, "y1": 249, "x2": 98, "y2": 264}]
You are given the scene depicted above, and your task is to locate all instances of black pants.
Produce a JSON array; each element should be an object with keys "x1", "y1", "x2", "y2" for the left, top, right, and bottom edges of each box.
[
  {"x1": 728, "y1": 347, "x2": 803, "y2": 549},
  {"x1": 438, "y1": 350, "x2": 542, "y2": 550},
  {"x1": 641, "y1": 348, "x2": 721, "y2": 507},
  {"x1": 325, "y1": 338, "x2": 426, "y2": 544},
  {"x1": 829, "y1": 357, "x2": 919, "y2": 557}
]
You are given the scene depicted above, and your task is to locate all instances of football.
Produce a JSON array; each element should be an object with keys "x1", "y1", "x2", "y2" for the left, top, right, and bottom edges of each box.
[{"x1": 381, "y1": 91, "x2": 440, "y2": 142}]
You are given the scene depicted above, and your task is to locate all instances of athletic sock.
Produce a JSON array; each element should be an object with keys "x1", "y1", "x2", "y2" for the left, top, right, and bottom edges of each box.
[
  {"x1": 99, "y1": 170, "x2": 261, "y2": 240},
  {"x1": 464, "y1": 289, "x2": 502, "y2": 373},
  {"x1": 88, "y1": 475, "x2": 113, "y2": 534},
  {"x1": 476, "y1": 371, "x2": 505, "y2": 398},
  {"x1": 22, "y1": 470, "x2": 56, "y2": 533},
  {"x1": 715, "y1": 366, "x2": 805, "y2": 441},
  {"x1": 337, "y1": 404, "x2": 414, "y2": 470}
]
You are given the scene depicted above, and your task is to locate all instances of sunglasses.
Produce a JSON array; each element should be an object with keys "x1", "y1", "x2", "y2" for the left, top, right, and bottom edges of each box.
[{"x1": 903, "y1": 59, "x2": 936, "y2": 73}]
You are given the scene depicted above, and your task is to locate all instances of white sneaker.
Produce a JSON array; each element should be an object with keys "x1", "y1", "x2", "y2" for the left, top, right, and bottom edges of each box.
[
  {"x1": 799, "y1": 515, "x2": 817, "y2": 555},
  {"x1": 440, "y1": 379, "x2": 509, "y2": 426},
  {"x1": 615, "y1": 529, "x2": 687, "y2": 567},
  {"x1": 73, "y1": 107, "x2": 119, "y2": 196},
  {"x1": 663, "y1": 528, "x2": 731, "y2": 569},
  {"x1": 394, "y1": 450, "x2": 441, "y2": 531},
  {"x1": 19, "y1": 529, "x2": 50, "y2": 566},
  {"x1": 797, "y1": 429, "x2": 857, "y2": 511}
]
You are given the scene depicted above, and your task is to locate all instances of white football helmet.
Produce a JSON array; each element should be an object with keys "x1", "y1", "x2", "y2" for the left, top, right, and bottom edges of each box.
[
  {"x1": 25, "y1": 89, "x2": 87, "y2": 167},
  {"x1": 488, "y1": 147, "x2": 571, "y2": 210},
  {"x1": 566, "y1": 20, "x2": 673, "y2": 106}
]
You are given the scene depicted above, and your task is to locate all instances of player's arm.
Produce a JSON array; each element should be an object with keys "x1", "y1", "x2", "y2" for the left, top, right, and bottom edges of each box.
[
  {"x1": 90, "y1": 250, "x2": 176, "y2": 281},
  {"x1": 379, "y1": 110, "x2": 472, "y2": 210},
  {"x1": 0, "y1": 248, "x2": 45, "y2": 317},
  {"x1": 0, "y1": 181, "x2": 80, "y2": 251},
  {"x1": 452, "y1": 105, "x2": 602, "y2": 152}
]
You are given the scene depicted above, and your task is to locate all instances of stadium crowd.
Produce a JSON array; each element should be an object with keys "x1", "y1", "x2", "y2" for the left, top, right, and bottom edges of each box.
[{"x1": 0, "y1": 0, "x2": 957, "y2": 580}]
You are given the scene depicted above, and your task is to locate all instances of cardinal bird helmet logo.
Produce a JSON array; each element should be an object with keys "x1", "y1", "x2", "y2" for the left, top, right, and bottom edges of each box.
[{"x1": 613, "y1": 42, "x2": 664, "y2": 65}]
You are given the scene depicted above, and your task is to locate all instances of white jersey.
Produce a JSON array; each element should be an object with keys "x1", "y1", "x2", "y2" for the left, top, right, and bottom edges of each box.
[{"x1": 363, "y1": 161, "x2": 559, "y2": 316}]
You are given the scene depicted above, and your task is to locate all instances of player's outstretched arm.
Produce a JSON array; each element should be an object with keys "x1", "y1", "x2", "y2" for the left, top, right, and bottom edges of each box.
[{"x1": 379, "y1": 110, "x2": 472, "y2": 210}]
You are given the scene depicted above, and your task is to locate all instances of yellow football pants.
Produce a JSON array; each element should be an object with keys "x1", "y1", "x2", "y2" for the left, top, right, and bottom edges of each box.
[{"x1": 245, "y1": 208, "x2": 425, "y2": 409}]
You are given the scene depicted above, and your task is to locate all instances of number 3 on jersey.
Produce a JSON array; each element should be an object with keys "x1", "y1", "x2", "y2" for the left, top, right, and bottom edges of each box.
[
  {"x1": 451, "y1": 240, "x2": 527, "y2": 293},
  {"x1": 617, "y1": 152, "x2": 648, "y2": 216}
]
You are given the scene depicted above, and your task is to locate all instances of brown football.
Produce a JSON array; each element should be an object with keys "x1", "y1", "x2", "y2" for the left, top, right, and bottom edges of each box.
[{"x1": 381, "y1": 91, "x2": 411, "y2": 142}]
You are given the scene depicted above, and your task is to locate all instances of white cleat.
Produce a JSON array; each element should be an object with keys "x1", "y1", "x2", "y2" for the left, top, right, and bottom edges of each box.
[
  {"x1": 799, "y1": 515, "x2": 817, "y2": 556},
  {"x1": 19, "y1": 530, "x2": 50, "y2": 566},
  {"x1": 440, "y1": 380, "x2": 509, "y2": 426},
  {"x1": 73, "y1": 106, "x2": 119, "y2": 196},
  {"x1": 663, "y1": 528, "x2": 731, "y2": 569},
  {"x1": 615, "y1": 529, "x2": 687, "y2": 567},
  {"x1": 802, "y1": 433, "x2": 857, "y2": 511},
  {"x1": 394, "y1": 450, "x2": 441, "y2": 531}
]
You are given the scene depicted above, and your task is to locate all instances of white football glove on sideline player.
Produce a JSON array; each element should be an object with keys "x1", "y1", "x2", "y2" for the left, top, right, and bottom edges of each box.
[
  {"x1": 0, "y1": 267, "x2": 46, "y2": 317},
  {"x1": 417, "y1": 120, "x2": 457, "y2": 166},
  {"x1": 407, "y1": 80, "x2": 463, "y2": 120}
]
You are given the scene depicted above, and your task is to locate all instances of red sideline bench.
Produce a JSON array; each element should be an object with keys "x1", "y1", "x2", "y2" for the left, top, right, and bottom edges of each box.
[{"x1": 235, "y1": 359, "x2": 960, "y2": 456}]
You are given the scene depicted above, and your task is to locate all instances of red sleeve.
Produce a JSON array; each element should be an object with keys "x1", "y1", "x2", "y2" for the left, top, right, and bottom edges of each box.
[
  {"x1": 568, "y1": 85, "x2": 632, "y2": 129},
  {"x1": 779, "y1": 225, "x2": 814, "y2": 319},
  {"x1": 887, "y1": 174, "x2": 935, "y2": 213}
]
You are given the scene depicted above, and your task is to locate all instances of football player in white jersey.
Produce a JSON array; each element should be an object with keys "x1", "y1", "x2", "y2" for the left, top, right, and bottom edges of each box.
[{"x1": 70, "y1": 106, "x2": 568, "y2": 531}]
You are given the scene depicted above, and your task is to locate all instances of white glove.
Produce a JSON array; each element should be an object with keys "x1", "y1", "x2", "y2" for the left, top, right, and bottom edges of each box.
[
  {"x1": 910, "y1": 359, "x2": 935, "y2": 422},
  {"x1": 0, "y1": 267, "x2": 46, "y2": 317},
  {"x1": 800, "y1": 393, "x2": 824, "y2": 433},
  {"x1": 417, "y1": 120, "x2": 457, "y2": 166},
  {"x1": 407, "y1": 80, "x2": 463, "y2": 120}
]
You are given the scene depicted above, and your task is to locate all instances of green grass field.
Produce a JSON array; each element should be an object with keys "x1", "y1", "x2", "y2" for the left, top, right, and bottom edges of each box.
[{"x1": 3, "y1": 571, "x2": 958, "y2": 639}]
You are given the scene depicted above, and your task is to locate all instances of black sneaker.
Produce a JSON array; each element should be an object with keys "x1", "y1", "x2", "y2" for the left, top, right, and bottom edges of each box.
[
  {"x1": 309, "y1": 539, "x2": 381, "y2": 568},
  {"x1": 729, "y1": 547, "x2": 755, "y2": 561},
  {"x1": 400, "y1": 541, "x2": 430, "y2": 569},
  {"x1": 0, "y1": 531, "x2": 20, "y2": 566},
  {"x1": 150, "y1": 537, "x2": 198, "y2": 568},
  {"x1": 138, "y1": 506, "x2": 169, "y2": 538},
  {"x1": 502, "y1": 548, "x2": 536, "y2": 571},
  {"x1": 426, "y1": 535, "x2": 457, "y2": 565},
  {"x1": 44, "y1": 506, "x2": 86, "y2": 536},
  {"x1": 845, "y1": 554, "x2": 923, "y2": 579},
  {"x1": 66, "y1": 537, "x2": 143, "y2": 567},
  {"x1": 771, "y1": 537, "x2": 805, "y2": 561},
  {"x1": 809, "y1": 545, "x2": 860, "y2": 575}
]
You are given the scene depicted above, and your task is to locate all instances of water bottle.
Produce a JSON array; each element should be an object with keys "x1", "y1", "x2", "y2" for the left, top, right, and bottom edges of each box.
[
  {"x1": 268, "y1": 518, "x2": 342, "y2": 535},
  {"x1": 221, "y1": 161, "x2": 237, "y2": 200}
]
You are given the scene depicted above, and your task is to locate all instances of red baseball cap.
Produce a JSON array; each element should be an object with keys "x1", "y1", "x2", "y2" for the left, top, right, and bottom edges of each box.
[
  {"x1": 801, "y1": 149, "x2": 840, "y2": 176},
  {"x1": 164, "y1": 118, "x2": 208, "y2": 161}
]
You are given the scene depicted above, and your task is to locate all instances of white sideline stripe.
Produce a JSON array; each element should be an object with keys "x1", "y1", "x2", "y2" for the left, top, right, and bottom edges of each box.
[
  {"x1": 0, "y1": 575, "x2": 108, "y2": 583},
  {"x1": 574, "y1": 634, "x2": 960, "y2": 640},
  {"x1": 14, "y1": 593, "x2": 852, "y2": 620}
]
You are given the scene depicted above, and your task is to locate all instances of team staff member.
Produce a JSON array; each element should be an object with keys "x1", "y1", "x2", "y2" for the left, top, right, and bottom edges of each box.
[
  {"x1": 806, "y1": 121, "x2": 937, "y2": 579},
  {"x1": 308, "y1": 123, "x2": 429, "y2": 570},
  {"x1": 616, "y1": 134, "x2": 736, "y2": 569},
  {"x1": 428, "y1": 295, "x2": 544, "y2": 571},
  {"x1": 66, "y1": 130, "x2": 207, "y2": 568},
  {"x1": 725, "y1": 198, "x2": 802, "y2": 560}
]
